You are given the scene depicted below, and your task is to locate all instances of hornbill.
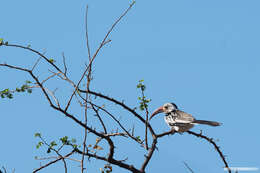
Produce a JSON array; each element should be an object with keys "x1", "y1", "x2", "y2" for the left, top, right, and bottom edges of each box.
[{"x1": 150, "y1": 103, "x2": 221, "y2": 133}]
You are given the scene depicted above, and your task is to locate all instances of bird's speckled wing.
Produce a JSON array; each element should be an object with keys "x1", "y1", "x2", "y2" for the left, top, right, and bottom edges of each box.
[{"x1": 174, "y1": 110, "x2": 195, "y2": 123}]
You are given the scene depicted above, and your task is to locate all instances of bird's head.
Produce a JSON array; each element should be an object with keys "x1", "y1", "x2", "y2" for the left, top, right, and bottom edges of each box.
[{"x1": 149, "y1": 102, "x2": 178, "y2": 120}]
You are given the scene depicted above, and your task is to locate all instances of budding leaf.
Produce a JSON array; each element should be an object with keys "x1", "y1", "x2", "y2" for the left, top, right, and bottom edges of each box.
[
  {"x1": 60, "y1": 136, "x2": 68, "y2": 144},
  {"x1": 36, "y1": 142, "x2": 43, "y2": 149},
  {"x1": 34, "y1": 133, "x2": 41, "y2": 137},
  {"x1": 49, "y1": 58, "x2": 55, "y2": 63},
  {"x1": 50, "y1": 141, "x2": 57, "y2": 147}
]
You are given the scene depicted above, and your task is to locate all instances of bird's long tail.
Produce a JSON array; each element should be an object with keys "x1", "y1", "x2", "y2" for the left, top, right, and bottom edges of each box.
[{"x1": 193, "y1": 120, "x2": 221, "y2": 126}]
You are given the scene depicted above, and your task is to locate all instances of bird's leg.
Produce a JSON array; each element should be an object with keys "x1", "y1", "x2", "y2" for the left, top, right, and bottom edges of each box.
[{"x1": 170, "y1": 128, "x2": 175, "y2": 134}]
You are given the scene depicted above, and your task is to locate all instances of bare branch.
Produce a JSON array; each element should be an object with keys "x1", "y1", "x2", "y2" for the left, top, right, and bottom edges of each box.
[
  {"x1": 79, "y1": 89, "x2": 156, "y2": 137},
  {"x1": 44, "y1": 87, "x2": 61, "y2": 108},
  {"x1": 75, "y1": 148, "x2": 141, "y2": 173},
  {"x1": 31, "y1": 57, "x2": 41, "y2": 71},
  {"x1": 104, "y1": 132, "x2": 128, "y2": 137},
  {"x1": 35, "y1": 155, "x2": 81, "y2": 163},
  {"x1": 0, "y1": 63, "x2": 30, "y2": 72},
  {"x1": 1, "y1": 43, "x2": 63, "y2": 72},
  {"x1": 90, "y1": 103, "x2": 108, "y2": 134},
  {"x1": 156, "y1": 129, "x2": 175, "y2": 138},
  {"x1": 65, "y1": 1, "x2": 135, "y2": 112},
  {"x1": 41, "y1": 71, "x2": 61, "y2": 84},
  {"x1": 187, "y1": 130, "x2": 231, "y2": 173},
  {"x1": 141, "y1": 89, "x2": 149, "y2": 150},
  {"x1": 90, "y1": 102, "x2": 144, "y2": 145},
  {"x1": 140, "y1": 138, "x2": 157, "y2": 172},
  {"x1": 85, "y1": 5, "x2": 91, "y2": 61},
  {"x1": 62, "y1": 53, "x2": 68, "y2": 76},
  {"x1": 33, "y1": 151, "x2": 74, "y2": 173},
  {"x1": 183, "y1": 161, "x2": 195, "y2": 173}
]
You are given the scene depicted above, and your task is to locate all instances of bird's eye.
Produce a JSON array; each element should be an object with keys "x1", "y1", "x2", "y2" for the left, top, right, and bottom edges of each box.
[{"x1": 164, "y1": 106, "x2": 168, "y2": 109}]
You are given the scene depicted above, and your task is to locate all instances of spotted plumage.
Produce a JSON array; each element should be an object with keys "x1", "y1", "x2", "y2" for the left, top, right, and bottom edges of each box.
[{"x1": 150, "y1": 103, "x2": 221, "y2": 133}]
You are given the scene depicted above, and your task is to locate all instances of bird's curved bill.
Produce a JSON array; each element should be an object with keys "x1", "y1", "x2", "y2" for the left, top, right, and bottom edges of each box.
[{"x1": 149, "y1": 106, "x2": 163, "y2": 120}]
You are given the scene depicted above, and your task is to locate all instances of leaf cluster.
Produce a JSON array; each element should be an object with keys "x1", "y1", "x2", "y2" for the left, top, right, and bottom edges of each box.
[
  {"x1": 0, "y1": 89, "x2": 13, "y2": 99},
  {"x1": 35, "y1": 133, "x2": 78, "y2": 153},
  {"x1": 0, "y1": 81, "x2": 32, "y2": 99},
  {"x1": 137, "y1": 80, "x2": 151, "y2": 111}
]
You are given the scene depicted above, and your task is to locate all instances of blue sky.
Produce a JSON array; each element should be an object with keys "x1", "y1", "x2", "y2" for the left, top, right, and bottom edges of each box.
[{"x1": 1, "y1": 0, "x2": 260, "y2": 172}]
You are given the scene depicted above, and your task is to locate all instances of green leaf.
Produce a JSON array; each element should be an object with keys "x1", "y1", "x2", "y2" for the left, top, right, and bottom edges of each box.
[
  {"x1": 72, "y1": 144, "x2": 78, "y2": 149},
  {"x1": 3, "y1": 89, "x2": 9, "y2": 93},
  {"x1": 25, "y1": 80, "x2": 32, "y2": 84},
  {"x1": 36, "y1": 141, "x2": 43, "y2": 149},
  {"x1": 34, "y1": 133, "x2": 41, "y2": 137},
  {"x1": 60, "y1": 136, "x2": 68, "y2": 144},
  {"x1": 0, "y1": 38, "x2": 3, "y2": 44},
  {"x1": 49, "y1": 58, "x2": 55, "y2": 63},
  {"x1": 50, "y1": 141, "x2": 57, "y2": 147}
]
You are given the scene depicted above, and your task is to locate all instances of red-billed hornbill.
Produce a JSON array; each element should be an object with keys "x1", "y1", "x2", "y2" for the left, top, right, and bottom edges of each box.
[{"x1": 150, "y1": 103, "x2": 221, "y2": 133}]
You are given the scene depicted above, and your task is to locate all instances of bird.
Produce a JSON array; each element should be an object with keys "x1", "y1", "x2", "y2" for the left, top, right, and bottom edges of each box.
[{"x1": 150, "y1": 103, "x2": 221, "y2": 133}]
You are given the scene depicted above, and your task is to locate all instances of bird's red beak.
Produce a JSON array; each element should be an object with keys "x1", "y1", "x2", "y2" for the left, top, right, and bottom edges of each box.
[{"x1": 149, "y1": 106, "x2": 163, "y2": 120}]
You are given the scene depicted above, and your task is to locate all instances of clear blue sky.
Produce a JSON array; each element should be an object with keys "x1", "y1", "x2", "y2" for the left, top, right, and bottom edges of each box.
[{"x1": 1, "y1": 0, "x2": 260, "y2": 172}]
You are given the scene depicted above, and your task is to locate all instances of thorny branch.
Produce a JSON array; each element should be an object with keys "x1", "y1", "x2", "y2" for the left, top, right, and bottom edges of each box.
[{"x1": 187, "y1": 130, "x2": 231, "y2": 173}]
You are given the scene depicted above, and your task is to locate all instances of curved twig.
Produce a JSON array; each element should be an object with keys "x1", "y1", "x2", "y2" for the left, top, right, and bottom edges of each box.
[
  {"x1": 187, "y1": 130, "x2": 231, "y2": 173},
  {"x1": 2, "y1": 43, "x2": 63, "y2": 72}
]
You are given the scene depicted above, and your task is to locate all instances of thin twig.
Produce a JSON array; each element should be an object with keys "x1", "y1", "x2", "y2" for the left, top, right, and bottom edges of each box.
[
  {"x1": 33, "y1": 151, "x2": 74, "y2": 173},
  {"x1": 2, "y1": 43, "x2": 63, "y2": 72},
  {"x1": 90, "y1": 103, "x2": 107, "y2": 134},
  {"x1": 31, "y1": 57, "x2": 41, "y2": 71},
  {"x1": 85, "y1": 5, "x2": 91, "y2": 61},
  {"x1": 38, "y1": 136, "x2": 68, "y2": 173},
  {"x1": 41, "y1": 72, "x2": 61, "y2": 84},
  {"x1": 90, "y1": 102, "x2": 143, "y2": 145},
  {"x1": 62, "y1": 52, "x2": 68, "y2": 76},
  {"x1": 141, "y1": 89, "x2": 149, "y2": 150},
  {"x1": 65, "y1": 1, "x2": 135, "y2": 112},
  {"x1": 81, "y1": 5, "x2": 92, "y2": 170},
  {"x1": 35, "y1": 155, "x2": 81, "y2": 163},
  {"x1": 183, "y1": 161, "x2": 195, "y2": 173},
  {"x1": 79, "y1": 89, "x2": 156, "y2": 137}
]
